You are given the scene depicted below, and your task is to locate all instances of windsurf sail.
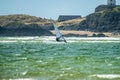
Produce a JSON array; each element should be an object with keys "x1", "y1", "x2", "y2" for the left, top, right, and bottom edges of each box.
[{"x1": 52, "y1": 22, "x2": 67, "y2": 42}]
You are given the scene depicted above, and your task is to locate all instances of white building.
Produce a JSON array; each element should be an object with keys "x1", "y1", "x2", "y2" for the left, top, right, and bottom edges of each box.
[{"x1": 107, "y1": 0, "x2": 116, "y2": 6}]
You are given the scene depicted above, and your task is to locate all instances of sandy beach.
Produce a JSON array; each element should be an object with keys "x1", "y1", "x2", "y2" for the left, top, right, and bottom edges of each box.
[{"x1": 51, "y1": 30, "x2": 120, "y2": 37}]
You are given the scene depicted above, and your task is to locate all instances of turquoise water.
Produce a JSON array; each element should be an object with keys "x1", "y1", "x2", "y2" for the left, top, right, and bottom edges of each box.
[{"x1": 0, "y1": 37, "x2": 120, "y2": 80}]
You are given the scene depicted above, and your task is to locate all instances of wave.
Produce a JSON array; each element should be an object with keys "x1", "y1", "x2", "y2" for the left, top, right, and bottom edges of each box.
[
  {"x1": 0, "y1": 36, "x2": 120, "y2": 43},
  {"x1": 90, "y1": 74, "x2": 120, "y2": 79},
  {"x1": 5, "y1": 74, "x2": 120, "y2": 80}
]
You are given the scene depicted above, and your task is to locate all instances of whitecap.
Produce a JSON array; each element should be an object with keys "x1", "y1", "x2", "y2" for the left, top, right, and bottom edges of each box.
[
  {"x1": 0, "y1": 37, "x2": 120, "y2": 43},
  {"x1": 62, "y1": 67, "x2": 72, "y2": 70},
  {"x1": 0, "y1": 41, "x2": 17, "y2": 43},
  {"x1": 14, "y1": 78, "x2": 34, "y2": 80},
  {"x1": 36, "y1": 60, "x2": 43, "y2": 63},
  {"x1": 15, "y1": 54, "x2": 21, "y2": 56},
  {"x1": 116, "y1": 57, "x2": 120, "y2": 59},
  {"x1": 21, "y1": 71, "x2": 27, "y2": 75},
  {"x1": 90, "y1": 74, "x2": 120, "y2": 79}
]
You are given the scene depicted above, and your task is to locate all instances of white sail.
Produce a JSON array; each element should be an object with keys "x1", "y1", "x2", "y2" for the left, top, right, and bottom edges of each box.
[{"x1": 52, "y1": 22, "x2": 66, "y2": 42}]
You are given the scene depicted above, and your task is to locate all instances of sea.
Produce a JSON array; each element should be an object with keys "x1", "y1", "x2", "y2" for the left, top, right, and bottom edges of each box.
[{"x1": 0, "y1": 36, "x2": 120, "y2": 80}]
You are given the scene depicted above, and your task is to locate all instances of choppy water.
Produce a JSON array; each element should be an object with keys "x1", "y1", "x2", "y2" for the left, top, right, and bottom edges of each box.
[{"x1": 0, "y1": 37, "x2": 120, "y2": 80}]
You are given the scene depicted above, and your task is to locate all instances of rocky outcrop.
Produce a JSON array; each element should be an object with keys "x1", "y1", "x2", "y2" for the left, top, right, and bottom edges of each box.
[
  {"x1": 0, "y1": 14, "x2": 47, "y2": 26},
  {"x1": 95, "y1": 5, "x2": 116, "y2": 12},
  {"x1": 78, "y1": 5, "x2": 120, "y2": 32},
  {"x1": 85, "y1": 12, "x2": 120, "y2": 32},
  {"x1": 58, "y1": 15, "x2": 81, "y2": 22},
  {"x1": 0, "y1": 22, "x2": 53, "y2": 36},
  {"x1": 0, "y1": 14, "x2": 53, "y2": 36}
]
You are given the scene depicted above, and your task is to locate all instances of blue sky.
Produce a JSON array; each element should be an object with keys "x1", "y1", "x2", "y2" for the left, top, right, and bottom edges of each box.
[{"x1": 0, "y1": 0, "x2": 120, "y2": 20}]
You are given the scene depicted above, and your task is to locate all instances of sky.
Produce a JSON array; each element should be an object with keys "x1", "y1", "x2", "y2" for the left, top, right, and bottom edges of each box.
[{"x1": 0, "y1": 0, "x2": 120, "y2": 20}]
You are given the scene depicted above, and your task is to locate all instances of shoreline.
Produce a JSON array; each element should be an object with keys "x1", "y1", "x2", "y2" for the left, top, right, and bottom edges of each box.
[{"x1": 51, "y1": 30, "x2": 120, "y2": 37}]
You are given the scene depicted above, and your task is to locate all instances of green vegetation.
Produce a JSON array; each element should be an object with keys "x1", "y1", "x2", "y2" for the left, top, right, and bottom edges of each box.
[
  {"x1": 112, "y1": 6, "x2": 120, "y2": 12},
  {"x1": 0, "y1": 14, "x2": 53, "y2": 36},
  {"x1": 0, "y1": 14, "x2": 48, "y2": 26},
  {"x1": 95, "y1": 5, "x2": 120, "y2": 13},
  {"x1": 57, "y1": 18, "x2": 86, "y2": 27}
]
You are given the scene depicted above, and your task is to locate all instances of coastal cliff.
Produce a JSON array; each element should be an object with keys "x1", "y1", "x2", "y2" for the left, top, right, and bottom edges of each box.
[
  {"x1": 84, "y1": 5, "x2": 120, "y2": 32},
  {"x1": 0, "y1": 14, "x2": 53, "y2": 36}
]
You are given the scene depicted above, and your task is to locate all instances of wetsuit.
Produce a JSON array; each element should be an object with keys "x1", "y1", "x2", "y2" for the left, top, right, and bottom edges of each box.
[{"x1": 56, "y1": 38, "x2": 59, "y2": 42}]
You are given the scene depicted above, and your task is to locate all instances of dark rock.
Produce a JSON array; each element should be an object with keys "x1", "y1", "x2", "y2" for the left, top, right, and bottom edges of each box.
[
  {"x1": 92, "y1": 34, "x2": 97, "y2": 37},
  {"x1": 58, "y1": 15, "x2": 81, "y2": 22},
  {"x1": 97, "y1": 33, "x2": 106, "y2": 37},
  {"x1": 95, "y1": 5, "x2": 115, "y2": 12},
  {"x1": 64, "y1": 33, "x2": 88, "y2": 37},
  {"x1": 0, "y1": 24, "x2": 53, "y2": 36},
  {"x1": 91, "y1": 33, "x2": 106, "y2": 37}
]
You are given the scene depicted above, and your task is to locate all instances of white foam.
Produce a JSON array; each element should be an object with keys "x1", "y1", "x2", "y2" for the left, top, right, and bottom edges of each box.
[
  {"x1": 0, "y1": 41, "x2": 17, "y2": 43},
  {"x1": 21, "y1": 71, "x2": 27, "y2": 75},
  {"x1": 116, "y1": 57, "x2": 120, "y2": 59},
  {"x1": 14, "y1": 78, "x2": 34, "y2": 80},
  {"x1": 90, "y1": 74, "x2": 120, "y2": 79},
  {"x1": 7, "y1": 36, "x2": 39, "y2": 40},
  {"x1": 5, "y1": 78, "x2": 34, "y2": 80},
  {"x1": 0, "y1": 37, "x2": 120, "y2": 43}
]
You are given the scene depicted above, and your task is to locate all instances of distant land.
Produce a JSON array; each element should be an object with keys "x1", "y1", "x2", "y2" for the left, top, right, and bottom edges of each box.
[{"x1": 0, "y1": 5, "x2": 120, "y2": 37}]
